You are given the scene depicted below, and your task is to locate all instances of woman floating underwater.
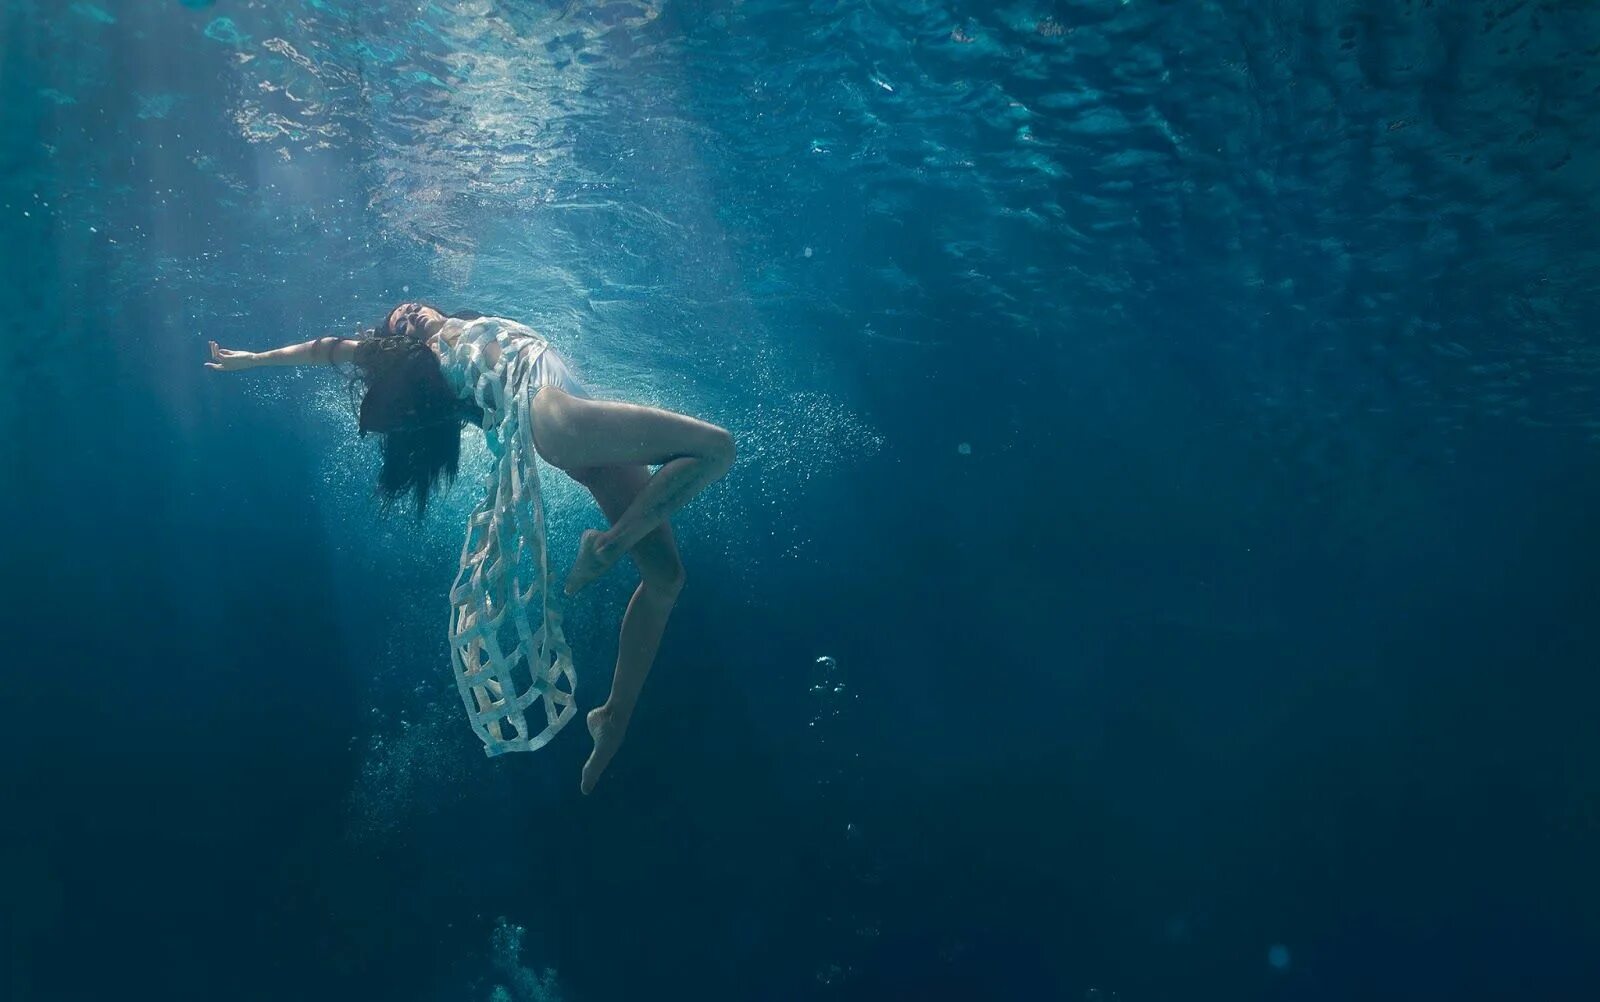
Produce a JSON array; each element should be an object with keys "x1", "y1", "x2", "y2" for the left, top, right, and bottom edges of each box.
[{"x1": 207, "y1": 303, "x2": 735, "y2": 793}]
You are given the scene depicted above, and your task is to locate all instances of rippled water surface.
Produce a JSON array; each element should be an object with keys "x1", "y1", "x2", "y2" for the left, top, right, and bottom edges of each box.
[{"x1": 6, "y1": 2, "x2": 1600, "y2": 1000}]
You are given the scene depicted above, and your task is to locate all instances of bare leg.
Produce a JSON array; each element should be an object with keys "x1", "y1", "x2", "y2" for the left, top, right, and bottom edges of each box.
[
  {"x1": 567, "y1": 464, "x2": 685, "y2": 795},
  {"x1": 531, "y1": 388, "x2": 735, "y2": 595}
]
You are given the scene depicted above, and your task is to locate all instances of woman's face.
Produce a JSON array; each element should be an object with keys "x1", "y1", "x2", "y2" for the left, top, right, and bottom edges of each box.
[{"x1": 386, "y1": 302, "x2": 445, "y2": 339}]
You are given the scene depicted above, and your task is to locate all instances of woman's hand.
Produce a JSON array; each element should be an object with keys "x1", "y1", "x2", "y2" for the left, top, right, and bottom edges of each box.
[{"x1": 205, "y1": 341, "x2": 259, "y2": 372}]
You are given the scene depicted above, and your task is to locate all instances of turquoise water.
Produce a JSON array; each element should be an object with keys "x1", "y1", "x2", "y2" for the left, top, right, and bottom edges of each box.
[{"x1": 4, "y1": 1, "x2": 1600, "y2": 999}]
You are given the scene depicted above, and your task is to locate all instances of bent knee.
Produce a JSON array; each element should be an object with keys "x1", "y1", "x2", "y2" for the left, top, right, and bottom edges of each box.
[
  {"x1": 642, "y1": 560, "x2": 686, "y2": 604},
  {"x1": 705, "y1": 427, "x2": 736, "y2": 474}
]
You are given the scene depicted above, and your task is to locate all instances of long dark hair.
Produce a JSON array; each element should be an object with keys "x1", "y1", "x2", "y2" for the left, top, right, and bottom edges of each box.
[{"x1": 351, "y1": 303, "x2": 486, "y2": 517}]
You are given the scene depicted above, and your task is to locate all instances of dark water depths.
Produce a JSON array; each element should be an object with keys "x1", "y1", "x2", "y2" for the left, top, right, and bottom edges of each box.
[{"x1": 4, "y1": 1, "x2": 1600, "y2": 999}]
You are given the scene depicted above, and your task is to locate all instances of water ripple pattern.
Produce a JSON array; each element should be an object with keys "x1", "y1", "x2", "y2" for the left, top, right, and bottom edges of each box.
[
  {"x1": 198, "y1": 4, "x2": 1583, "y2": 418},
  {"x1": 15, "y1": 1, "x2": 1600, "y2": 447}
]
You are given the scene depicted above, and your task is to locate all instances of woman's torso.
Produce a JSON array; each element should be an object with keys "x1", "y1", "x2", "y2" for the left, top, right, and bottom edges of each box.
[
  {"x1": 431, "y1": 316, "x2": 550, "y2": 412},
  {"x1": 430, "y1": 315, "x2": 590, "y2": 429}
]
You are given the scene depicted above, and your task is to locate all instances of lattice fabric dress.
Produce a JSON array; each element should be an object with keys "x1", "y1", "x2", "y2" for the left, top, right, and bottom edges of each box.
[{"x1": 436, "y1": 316, "x2": 583, "y2": 756}]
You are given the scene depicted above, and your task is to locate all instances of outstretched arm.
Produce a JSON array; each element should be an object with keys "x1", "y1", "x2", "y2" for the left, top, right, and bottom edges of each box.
[{"x1": 205, "y1": 336, "x2": 358, "y2": 372}]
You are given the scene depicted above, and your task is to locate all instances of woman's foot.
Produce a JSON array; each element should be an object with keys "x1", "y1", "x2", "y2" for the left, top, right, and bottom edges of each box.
[
  {"x1": 581, "y1": 706, "x2": 628, "y2": 795},
  {"x1": 566, "y1": 529, "x2": 620, "y2": 595}
]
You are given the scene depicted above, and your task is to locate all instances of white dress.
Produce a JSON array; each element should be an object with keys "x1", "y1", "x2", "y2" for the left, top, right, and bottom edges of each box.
[{"x1": 435, "y1": 316, "x2": 585, "y2": 755}]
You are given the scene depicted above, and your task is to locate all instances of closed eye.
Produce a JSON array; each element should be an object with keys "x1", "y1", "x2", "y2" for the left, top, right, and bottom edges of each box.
[{"x1": 389, "y1": 307, "x2": 416, "y2": 336}]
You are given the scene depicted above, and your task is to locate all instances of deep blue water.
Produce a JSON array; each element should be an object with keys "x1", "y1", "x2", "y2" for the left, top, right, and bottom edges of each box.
[{"x1": 4, "y1": 0, "x2": 1600, "y2": 999}]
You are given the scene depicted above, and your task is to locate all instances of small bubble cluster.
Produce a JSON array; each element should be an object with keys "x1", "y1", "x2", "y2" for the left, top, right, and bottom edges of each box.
[
  {"x1": 487, "y1": 917, "x2": 564, "y2": 1002},
  {"x1": 808, "y1": 655, "x2": 849, "y2": 739}
]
